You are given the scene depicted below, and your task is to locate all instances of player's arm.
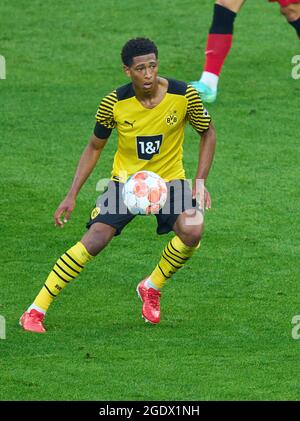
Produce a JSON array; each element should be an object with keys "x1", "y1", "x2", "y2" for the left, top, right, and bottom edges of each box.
[
  {"x1": 193, "y1": 122, "x2": 216, "y2": 209},
  {"x1": 54, "y1": 135, "x2": 107, "y2": 228},
  {"x1": 185, "y1": 85, "x2": 216, "y2": 209}
]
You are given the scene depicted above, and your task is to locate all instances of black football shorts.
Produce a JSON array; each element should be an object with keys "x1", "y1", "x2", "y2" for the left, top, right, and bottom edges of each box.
[{"x1": 86, "y1": 179, "x2": 201, "y2": 236}]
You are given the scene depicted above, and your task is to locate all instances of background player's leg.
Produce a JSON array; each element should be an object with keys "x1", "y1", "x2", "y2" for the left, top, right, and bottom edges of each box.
[
  {"x1": 20, "y1": 223, "x2": 116, "y2": 332},
  {"x1": 280, "y1": 3, "x2": 300, "y2": 39},
  {"x1": 217, "y1": 0, "x2": 246, "y2": 14},
  {"x1": 190, "y1": 0, "x2": 245, "y2": 102}
]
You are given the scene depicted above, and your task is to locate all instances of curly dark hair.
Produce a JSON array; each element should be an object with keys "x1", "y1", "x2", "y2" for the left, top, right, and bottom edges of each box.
[{"x1": 121, "y1": 38, "x2": 158, "y2": 66}]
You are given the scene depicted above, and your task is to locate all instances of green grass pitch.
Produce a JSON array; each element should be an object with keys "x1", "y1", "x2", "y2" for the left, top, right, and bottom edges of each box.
[{"x1": 1, "y1": 0, "x2": 300, "y2": 400}]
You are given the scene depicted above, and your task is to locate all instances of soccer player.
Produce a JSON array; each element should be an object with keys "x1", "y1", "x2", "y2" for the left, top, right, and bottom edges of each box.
[
  {"x1": 20, "y1": 38, "x2": 216, "y2": 333},
  {"x1": 190, "y1": 0, "x2": 300, "y2": 103}
]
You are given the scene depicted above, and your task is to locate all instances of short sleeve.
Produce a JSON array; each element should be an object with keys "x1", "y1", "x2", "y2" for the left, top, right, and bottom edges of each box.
[
  {"x1": 94, "y1": 91, "x2": 118, "y2": 139},
  {"x1": 185, "y1": 85, "x2": 211, "y2": 134}
]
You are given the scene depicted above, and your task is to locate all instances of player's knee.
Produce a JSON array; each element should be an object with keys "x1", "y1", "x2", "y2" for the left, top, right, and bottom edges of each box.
[
  {"x1": 187, "y1": 228, "x2": 203, "y2": 247},
  {"x1": 216, "y1": 0, "x2": 232, "y2": 10},
  {"x1": 280, "y1": 5, "x2": 299, "y2": 21},
  {"x1": 179, "y1": 225, "x2": 203, "y2": 247},
  {"x1": 216, "y1": 0, "x2": 243, "y2": 13}
]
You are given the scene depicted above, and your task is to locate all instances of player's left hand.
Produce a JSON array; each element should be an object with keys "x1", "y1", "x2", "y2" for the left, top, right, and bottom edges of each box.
[
  {"x1": 203, "y1": 187, "x2": 211, "y2": 210},
  {"x1": 192, "y1": 183, "x2": 211, "y2": 210}
]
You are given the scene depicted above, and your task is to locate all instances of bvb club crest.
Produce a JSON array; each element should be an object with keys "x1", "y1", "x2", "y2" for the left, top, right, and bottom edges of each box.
[
  {"x1": 91, "y1": 207, "x2": 101, "y2": 219},
  {"x1": 165, "y1": 110, "x2": 178, "y2": 126}
]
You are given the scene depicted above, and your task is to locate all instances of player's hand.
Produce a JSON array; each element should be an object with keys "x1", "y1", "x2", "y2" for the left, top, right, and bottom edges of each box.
[
  {"x1": 192, "y1": 183, "x2": 211, "y2": 210},
  {"x1": 54, "y1": 196, "x2": 76, "y2": 228},
  {"x1": 203, "y1": 187, "x2": 211, "y2": 210}
]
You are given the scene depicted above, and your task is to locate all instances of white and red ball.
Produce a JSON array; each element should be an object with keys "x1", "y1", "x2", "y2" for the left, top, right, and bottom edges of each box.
[{"x1": 122, "y1": 171, "x2": 168, "y2": 215}]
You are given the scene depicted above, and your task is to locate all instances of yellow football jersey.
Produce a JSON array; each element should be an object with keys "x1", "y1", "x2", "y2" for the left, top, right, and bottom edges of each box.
[{"x1": 94, "y1": 79, "x2": 211, "y2": 182}]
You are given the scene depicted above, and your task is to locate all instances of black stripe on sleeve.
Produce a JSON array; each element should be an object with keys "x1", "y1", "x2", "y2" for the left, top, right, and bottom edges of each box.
[{"x1": 94, "y1": 122, "x2": 112, "y2": 139}]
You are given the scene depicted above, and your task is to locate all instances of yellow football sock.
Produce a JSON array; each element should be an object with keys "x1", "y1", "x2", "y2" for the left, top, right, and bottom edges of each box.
[
  {"x1": 33, "y1": 242, "x2": 93, "y2": 312},
  {"x1": 150, "y1": 236, "x2": 200, "y2": 289}
]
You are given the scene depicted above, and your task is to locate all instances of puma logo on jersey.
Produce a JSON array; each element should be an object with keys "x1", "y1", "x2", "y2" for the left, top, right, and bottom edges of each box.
[{"x1": 124, "y1": 120, "x2": 136, "y2": 128}]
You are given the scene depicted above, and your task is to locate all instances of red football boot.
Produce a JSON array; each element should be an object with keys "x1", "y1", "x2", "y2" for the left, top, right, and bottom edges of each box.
[
  {"x1": 19, "y1": 309, "x2": 46, "y2": 333},
  {"x1": 136, "y1": 279, "x2": 161, "y2": 324}
]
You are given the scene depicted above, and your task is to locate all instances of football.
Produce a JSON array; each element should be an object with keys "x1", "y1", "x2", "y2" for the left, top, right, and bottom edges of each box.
[{"x1": 122, "y1": 170, "x2": 168, "y2": 215}]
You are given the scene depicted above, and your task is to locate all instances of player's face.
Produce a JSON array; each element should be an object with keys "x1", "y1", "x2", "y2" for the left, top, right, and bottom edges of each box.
[{"x1": 124, "y1": 53, "x2": 159, "y2": 92}]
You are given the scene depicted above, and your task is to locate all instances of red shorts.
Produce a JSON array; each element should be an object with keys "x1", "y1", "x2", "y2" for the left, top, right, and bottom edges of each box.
[{"x1": 269, "y1": 0, "x2": 300, "y2": 6}]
